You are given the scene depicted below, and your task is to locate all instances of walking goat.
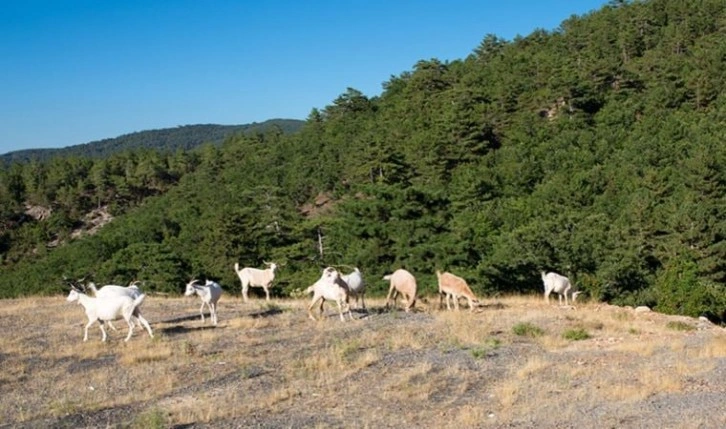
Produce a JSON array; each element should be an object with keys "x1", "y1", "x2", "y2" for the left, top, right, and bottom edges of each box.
[
  {"x1": 66, "y1": 288, "x2": 153, "y2": 342},
  {"x1": 184, "y1": 279, "x2": 222, "y2": 325}
]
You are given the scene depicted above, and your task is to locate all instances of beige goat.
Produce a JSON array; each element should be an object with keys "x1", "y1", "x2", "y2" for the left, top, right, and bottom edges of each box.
[
  {"x1": 383, "y1": 269, "x2": 417, "y2": 312},
  {"x1": 436, "y1": 270, "x2": 478, "y2": 312},
  {"x1": 234, "y1": 261, "x2": 278, "y2": 302}
]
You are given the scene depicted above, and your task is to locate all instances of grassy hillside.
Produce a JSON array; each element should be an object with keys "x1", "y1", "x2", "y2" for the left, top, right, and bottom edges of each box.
[{"x1": 2, "y1": 295, "x2": 725, "y2": 427}]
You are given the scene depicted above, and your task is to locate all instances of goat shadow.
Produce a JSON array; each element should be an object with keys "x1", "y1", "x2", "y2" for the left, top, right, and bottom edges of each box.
[
  {"x1": 249, "y1": 307, "x2": 284, "y2": 319},
  {"x1": 157, "y1": 314, "x2": 213, "y2": 324},
  {"x1": 160, "y1": 324, "x2": 220, "y2": 336}
]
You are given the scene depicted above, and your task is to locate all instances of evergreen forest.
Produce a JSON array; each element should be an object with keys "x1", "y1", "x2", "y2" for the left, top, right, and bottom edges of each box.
[{"x1": 1, "y1": 0, "x2": 726, "y2": 322}]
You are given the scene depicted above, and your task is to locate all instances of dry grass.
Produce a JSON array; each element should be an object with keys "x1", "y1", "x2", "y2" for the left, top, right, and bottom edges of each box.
[{"x1": 1, "y1": 294, "x2": 725, "y2": 428}]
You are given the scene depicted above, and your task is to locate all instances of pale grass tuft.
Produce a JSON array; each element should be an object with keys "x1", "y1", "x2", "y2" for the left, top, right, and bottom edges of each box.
[
  {"x1": 612, "y1": 339, "x2": 657, "y2": 356},
  {"x1": 601, "y1": 365, "x2": 682, "y2": 401},
  {"x1": 494, "y1": 356, "x2": 550, "y2": 410},
  {"x1": 516, "y1": 356, "x2": 550, "y2": 379},
  {"x1": 435, "y1": 311, "x2": 495, "y2": 346},
  {"x1": 494, "y1": 379, "x2": 519, "y2": 409},
  {"x1": 449, "y1": 404, "x2": 489, "y2": 427},
  {"x1": 697, "y1": 335, "x2": 726, "y2": 358},
  {"x1": 536, "y1": 333, "x2": 569, "y2": 350},
  {"x1": 383, "y1": 362, "x2": 436, "y2": 402},
  {"x1": 119, "y1": 340, "x2": 173, "y2": 365}
]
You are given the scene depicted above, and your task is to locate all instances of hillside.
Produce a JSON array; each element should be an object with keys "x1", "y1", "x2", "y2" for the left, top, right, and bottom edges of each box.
[
  {"x1": 1, "y1": 0, "x2": 726, "y2": 322},
  {"x1": 2, "y1": 295, "x2": 725, "y2": 427},
  {"x1": 0, "y1": 119, "x2": 304, "y2": 163}
]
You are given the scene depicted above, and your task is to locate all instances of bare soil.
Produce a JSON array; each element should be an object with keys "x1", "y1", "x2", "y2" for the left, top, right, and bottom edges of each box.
[{"x1": 1, "y1": 293, "x2": 725, "y2": 428}]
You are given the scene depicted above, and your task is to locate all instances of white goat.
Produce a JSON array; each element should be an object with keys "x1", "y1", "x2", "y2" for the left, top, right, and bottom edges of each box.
[
  {"x1": 80, "y1": 281, "x2": 144, "y2": 331},
  {"x1": 66, "y1": 288, "x2": 154, "y2": 342},
  {"x1": 234, "y1": 261, "x2": 278, "y2": 302},
  {"x1": 88, "y1": 282, "x2": 142, "y2": 299},
  {"x1": 340, "y1": 267, "x2": 366, "y2": 309},
  {"x1": 541, "y1": 271, "x2": 581, "y2": 306},
  {"x1": 436, "y1": 270, "x2": 479, "y2": 312},
  {"x1": 306, "y1": 267, "x2": 353, "y2": 322},
  {"x1": 383, "y1": 269, "x2": 417, "y2": 312},
  {"x1": 184, "y1": 279, "x2": 222, "y2": 325}
]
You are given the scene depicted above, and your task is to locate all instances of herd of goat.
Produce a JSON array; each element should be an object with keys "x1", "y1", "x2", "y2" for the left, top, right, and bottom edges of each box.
[{"x1": 65, "y1": 263, "x2": 580, "y2": 342}]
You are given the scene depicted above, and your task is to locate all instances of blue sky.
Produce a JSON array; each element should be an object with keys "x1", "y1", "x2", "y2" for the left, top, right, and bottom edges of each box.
[{"x1": 0, "y1": 0, "x2": 609, "y2": 154}]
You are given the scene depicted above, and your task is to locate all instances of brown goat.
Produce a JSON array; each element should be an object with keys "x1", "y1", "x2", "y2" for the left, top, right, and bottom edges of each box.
[{"x1": 436, "y1": 270, "x2": 478, "y2": 312}]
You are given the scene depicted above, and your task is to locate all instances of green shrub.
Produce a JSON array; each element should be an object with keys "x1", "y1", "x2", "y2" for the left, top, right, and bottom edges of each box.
[
  {"x1": 131, "y1": 408, "x2": 167, "y2": 429},
  {"x1": 512, "y1": 322, "x2": 544, "y2": 337},
  {"x1": 470, "y1": 338, "x2": 502, "y2": 359},
  {"x1": 562, "y1": 328, "x2": 590, "y2": 341}
]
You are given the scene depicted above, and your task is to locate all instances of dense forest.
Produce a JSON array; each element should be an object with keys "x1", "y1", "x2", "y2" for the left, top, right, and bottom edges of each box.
[
  {"x1": 1, "y1": 0, "x2": 725, "y2": 322},
  {"x1": 0, "y1": 120, "x2": 304, "y2": 164}
]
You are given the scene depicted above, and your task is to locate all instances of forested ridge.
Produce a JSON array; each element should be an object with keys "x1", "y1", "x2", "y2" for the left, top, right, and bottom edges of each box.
[
  {"x1": 0, "y1": 120, "x2": 304, "y2": 164},
  {"x1": 1, "y1": 0, "x2": 725, "y2": 321}
]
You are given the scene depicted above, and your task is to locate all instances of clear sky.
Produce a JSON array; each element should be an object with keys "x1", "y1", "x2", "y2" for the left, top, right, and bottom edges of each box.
[{"x1": 0, "y1": 0, "x2": 609, "y2": 155}]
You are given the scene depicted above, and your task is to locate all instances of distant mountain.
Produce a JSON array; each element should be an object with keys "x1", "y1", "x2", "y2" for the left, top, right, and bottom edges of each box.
[{"x1": 0, "y1": 119, "x2": 304, "y2": 164}]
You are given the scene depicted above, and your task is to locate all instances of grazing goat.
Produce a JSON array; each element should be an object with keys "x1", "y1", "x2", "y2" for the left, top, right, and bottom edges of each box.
[
  {"x1": 66, "y1": 288, "x2": 153, "y2": 342},
  {"x1": 234, "y1": 261, "x2": 278, "y2": 302},
  {"x1": 436, "y1": 270, "x2": 478, "y2": 312},
  {"x1": 184, "y1": 279, "x2": 222, "y2": 325},
  {"x1": 306, "y1": 267, "x2": 353, "y2": 322},
  {"x1": 383, "y1": 269, "x2": 417, "y2": 312},
  {"x1": 341, "y1": 267, "x2": 366, "y2": 310},
  {"x1": 541, "y1": 271, "x2": 581, "y2": 306}
]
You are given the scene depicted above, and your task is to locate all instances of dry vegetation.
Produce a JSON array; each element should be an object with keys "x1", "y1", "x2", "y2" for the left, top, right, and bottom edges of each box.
[{"x1": 1, "y1": 293, "x2": 725, "y2": 428}]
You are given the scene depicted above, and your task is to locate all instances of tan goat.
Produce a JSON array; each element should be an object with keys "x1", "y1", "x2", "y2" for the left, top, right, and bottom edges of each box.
[
  {"x1": 436, "y1": 270, "x2": 478, "y2": 312},
  {"x1": 383, "y1": 269, "x2": 417, "y2": 312}
]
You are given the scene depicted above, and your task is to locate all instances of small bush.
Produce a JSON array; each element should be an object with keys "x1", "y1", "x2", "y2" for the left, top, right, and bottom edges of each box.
[
  {"x1": 470, "y1": 338, "x2": 502, "y2": 359},
  {"x1": 666, "y1": 321, "x2": 695, "y2": 332},
  {"x1": 132, "y1": 408, "x2": 167, "y2": 429},
  {"x1": 563, "y1": 328, "x2": 590, "y2": 341},
  {"x1": 512, "y1": 322, "x2": 544, "y2": 337}
]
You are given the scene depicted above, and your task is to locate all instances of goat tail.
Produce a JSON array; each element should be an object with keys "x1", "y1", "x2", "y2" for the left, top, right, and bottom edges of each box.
[
  {"x1": 234, "y1": 262, "x2": 240, "y2": 273},
  {"x1": 132, "y1": 293, "x2": 146, "y2": 309},
  {"x1": 382, "y1": 274, "x2": 392, "y2": 281},
  {"x1": 304, "y1": 285, "x2": 315, "y2": 294},
  {"x1": 87, "y1": 282, "x2": 99, "y2": 294}
]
